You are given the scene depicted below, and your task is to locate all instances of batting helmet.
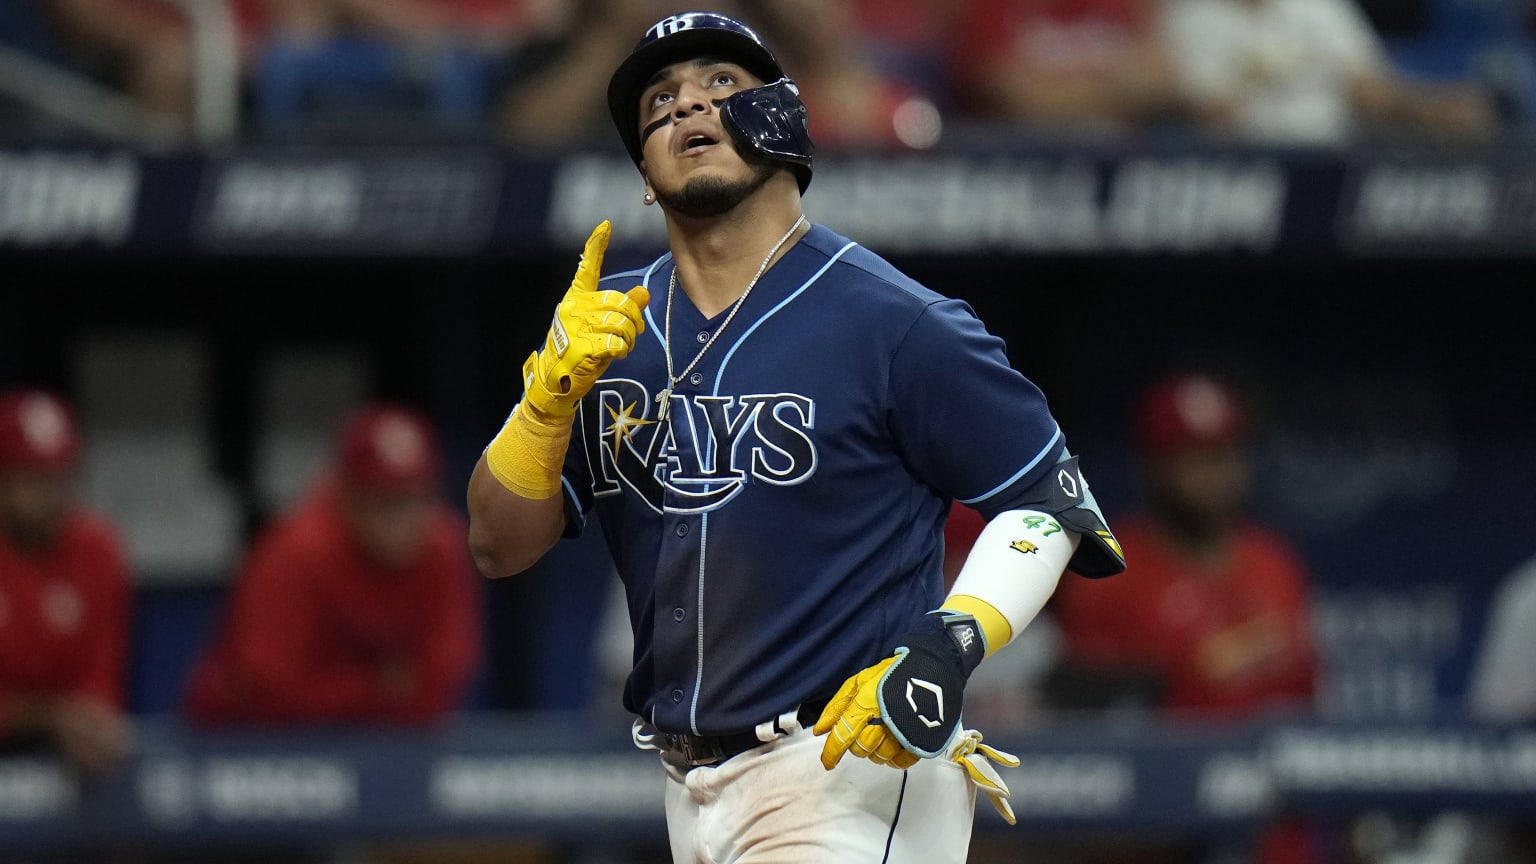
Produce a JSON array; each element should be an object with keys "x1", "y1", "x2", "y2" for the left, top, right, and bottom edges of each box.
[
  {"x1": 1134, "y1": 373, "x2": 1247, "y2": 457},
  {"x1": 0, "y1": 388, "x2": 80, "y2": 472},
  {"x1": 606, "y1": 11, "x2": 814, "y2": 193}
]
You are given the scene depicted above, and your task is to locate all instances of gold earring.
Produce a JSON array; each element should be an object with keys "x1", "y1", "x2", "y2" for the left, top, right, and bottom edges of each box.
[{"x1": 643, "y1": 192, "x2": 654, "y2": 205}]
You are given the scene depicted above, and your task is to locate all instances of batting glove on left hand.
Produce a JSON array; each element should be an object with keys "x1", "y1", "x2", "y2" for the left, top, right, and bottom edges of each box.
[{"x1": 814, "y1": 611, "x2": 985, "y2": 771}]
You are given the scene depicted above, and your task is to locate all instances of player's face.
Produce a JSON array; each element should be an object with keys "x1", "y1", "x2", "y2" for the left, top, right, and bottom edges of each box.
[
  {"x1": 343, "y1": 484, "x2": 436, "y2": 570},
  {"x1": 638, "y1": 58, "x2": 775, "y2": 216},
  {"x1": 0, "y1": 467, "x2": 73, "y2": 550},
  {"x1": 1148, "y1": 443, "x2": 1251, "y2": 528}
]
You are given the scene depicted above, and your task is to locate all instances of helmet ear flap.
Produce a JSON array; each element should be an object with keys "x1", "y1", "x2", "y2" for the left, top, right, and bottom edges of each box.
[{"x1": 720, "y1": 78, "x2": 815, "y2": 193}]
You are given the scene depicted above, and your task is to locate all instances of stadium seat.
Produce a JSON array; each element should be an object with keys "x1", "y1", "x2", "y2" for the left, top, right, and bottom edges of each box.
[{"x1": 74, "y1": 332, "x2": 242, "y2": 583}]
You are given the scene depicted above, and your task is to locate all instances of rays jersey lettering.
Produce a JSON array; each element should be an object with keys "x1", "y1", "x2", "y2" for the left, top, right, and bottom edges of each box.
[{"x1": 586, "y1": 379, "x2": 817, "y2": 513}]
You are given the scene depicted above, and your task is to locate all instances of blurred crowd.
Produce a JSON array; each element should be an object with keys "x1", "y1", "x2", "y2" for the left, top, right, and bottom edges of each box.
[
  {"x1": 4, "y1": 6, "x2": 1536, "y2": 864},
  {"x1": 0, "y1": 392, "x2": 482, "y2": 760},
  {"x1": 1, "y1": 0, "x2": 1534, "y2": 150}
]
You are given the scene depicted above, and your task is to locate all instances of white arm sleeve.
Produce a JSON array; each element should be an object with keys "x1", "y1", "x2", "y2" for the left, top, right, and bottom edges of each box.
[{"x1": 945, "y1": 509, "x2": 1081, "y2": 652}]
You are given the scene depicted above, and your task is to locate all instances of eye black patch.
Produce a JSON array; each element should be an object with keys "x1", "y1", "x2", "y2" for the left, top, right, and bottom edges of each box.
[
  {"x1": 641, "y1": 115, "x2": 670, "y2": 144},
  {"x1": 640, "y1": 98, "x2": 732, "y2": 146}
]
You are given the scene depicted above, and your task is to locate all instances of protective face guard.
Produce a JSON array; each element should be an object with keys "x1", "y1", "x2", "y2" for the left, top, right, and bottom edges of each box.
[{"x1": 720, "y1": 78, "x2": 814, "y2": 193}]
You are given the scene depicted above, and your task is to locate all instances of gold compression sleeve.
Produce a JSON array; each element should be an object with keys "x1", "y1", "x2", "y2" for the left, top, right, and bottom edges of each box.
[{"x1": 483, "y1": 401, "x2": 571, "y2": 499}]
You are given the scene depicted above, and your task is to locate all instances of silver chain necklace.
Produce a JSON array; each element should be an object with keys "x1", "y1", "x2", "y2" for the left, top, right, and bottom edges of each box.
[{"x1": 655, "y1": 215, "x2": 806, "y2": 422}]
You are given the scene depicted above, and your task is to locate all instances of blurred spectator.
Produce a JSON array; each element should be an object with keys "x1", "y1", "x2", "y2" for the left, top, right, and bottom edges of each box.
[
  {"x1": 493, "y1": 0, "x2": 947, "y2": 154},
  {"x1": 0, "y1": 387, "x2": 134, "y2": 775},
  {"x1": 246, "y1": 0, "x2": 529, "y2": 140},
  {"x1": 1046, "y1": 371, "x2": 1323, "y2": 864},
  {"x1": 1047, "y1": 372, "x2": 1318, "y2": 720},
  {"x1": 846, "y1": 0, "x2": 961, "y2": 97},
  {"x1": 28, "y1": 0, "x2": 197, "y2": 131},
  {"x1": 492, "y1": 0, "x2": 683, "y2": 153},
  {"x1": 946, "y1": 0, "x2": 1187, "y2": 139},
  {"x1": 1368, "y1": 0, "x2": 1536, "y2": 134},
  {"x1": 1158, "y1": 0, "x2": 1500, "y2": 147},
  {"x1": 183, "y1": 403, "x2": 482, "y2": 727},
  {"x1": 751, "y1": 0, "x2": 947, "y2": 150}
]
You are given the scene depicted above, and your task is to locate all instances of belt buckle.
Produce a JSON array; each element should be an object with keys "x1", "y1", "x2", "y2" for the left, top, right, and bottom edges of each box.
[
  {"x1": 678, "y1": 736, "x2": 701, "y2": 764},
  {"x1": 667, "y1": 733, "x2": 712, "y2": 766}
]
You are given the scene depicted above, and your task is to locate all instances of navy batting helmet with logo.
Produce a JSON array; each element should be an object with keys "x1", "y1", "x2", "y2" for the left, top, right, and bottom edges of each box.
[{"x1": 606, "y1": 11, "x2": 814, "y2": 193}]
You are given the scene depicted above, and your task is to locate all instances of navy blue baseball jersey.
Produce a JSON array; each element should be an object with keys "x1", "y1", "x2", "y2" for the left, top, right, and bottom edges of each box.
[{"x1": 559, "y1": 223, "x2": 1097, "y2": 736}]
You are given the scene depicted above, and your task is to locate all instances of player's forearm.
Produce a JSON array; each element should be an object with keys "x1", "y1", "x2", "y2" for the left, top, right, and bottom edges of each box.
[
  {"x1": 466, "y1": 453, "x2": 566, "y2": 578},
  {"x1": 467, "y1": 220, "x2": 646, "y2": 577},
  {"x1": 941, "y1": 509, "x2": 1079, "y2": 656}
]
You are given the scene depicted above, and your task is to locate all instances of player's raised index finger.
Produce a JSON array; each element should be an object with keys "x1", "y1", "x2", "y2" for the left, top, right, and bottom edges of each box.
[{"x1": 574, "y1": 220, "x2": 612, "y2": 291}]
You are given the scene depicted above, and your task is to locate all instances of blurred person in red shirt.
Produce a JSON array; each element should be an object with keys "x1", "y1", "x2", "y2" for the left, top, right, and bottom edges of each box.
[
  {"x1": 0, "y1": 387, "x2": 134, "y2": 775},
  {"x1": 1050, "y1": 372, "x2": 1317, "y2": 720},
  {"x1": 946, "y1": 0, "x2": 1186, "y2": 138},
  {"x1": 1048, "y1": 371, "x2": 1323, "y2": 864},
  {"x1": 183, "y1": 403, "x2": 482, "y2": 728}
]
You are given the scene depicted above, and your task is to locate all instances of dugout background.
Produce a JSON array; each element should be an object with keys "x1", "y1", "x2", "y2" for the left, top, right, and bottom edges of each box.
[
  {"x1": 3, "y1": 142, "x2": 1536, "y2": 863},
  {"x1": 5, "y1": 230, "x2": 1534, "y2": 717}
]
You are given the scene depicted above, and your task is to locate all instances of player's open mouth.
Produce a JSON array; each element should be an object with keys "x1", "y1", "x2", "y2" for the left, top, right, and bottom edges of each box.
[{"x1": 679, "y1": 134, "x2": 718, "y2": 155}]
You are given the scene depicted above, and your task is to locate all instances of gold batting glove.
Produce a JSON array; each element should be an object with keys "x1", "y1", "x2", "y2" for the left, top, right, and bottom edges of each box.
[
  {"x1": 813, "y1": 657, "x2": 920, "y2": 771},
  {"x1": 522, "y1": 220, "x2": 650, "y2": 420}
]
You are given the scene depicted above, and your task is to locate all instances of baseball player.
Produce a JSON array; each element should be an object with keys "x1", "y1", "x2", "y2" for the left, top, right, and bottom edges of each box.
[{"x1": 466, "y1": 11, "x2": 1126, "y2": 862}]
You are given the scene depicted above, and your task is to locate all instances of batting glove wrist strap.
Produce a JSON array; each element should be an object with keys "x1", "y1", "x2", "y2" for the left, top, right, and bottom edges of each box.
[{"x1": 876, "y1": 612, "x2": 984, "y2": 758}]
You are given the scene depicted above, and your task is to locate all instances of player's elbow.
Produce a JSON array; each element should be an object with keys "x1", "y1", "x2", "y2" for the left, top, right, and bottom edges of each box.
[
  {"x1": 468, "y1": 510, "x2": 565, "y2": 578},
  {"x1": 465, "y1": 461, "x2": 565, "y2": 578},
  {"x1": 467, "y1": 525, "x2": 534, "y2": 579}
]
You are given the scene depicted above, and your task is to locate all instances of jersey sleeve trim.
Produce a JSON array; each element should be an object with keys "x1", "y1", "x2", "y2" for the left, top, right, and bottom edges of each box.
[
  {"x1": 955, "y1": 424, "x2": 1063, "y2": 506},
  {"x1": 715, "y1": 241, "x2": 858, "y2": 379}
]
